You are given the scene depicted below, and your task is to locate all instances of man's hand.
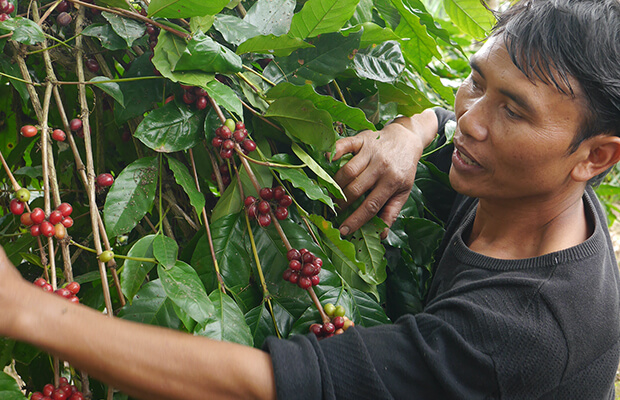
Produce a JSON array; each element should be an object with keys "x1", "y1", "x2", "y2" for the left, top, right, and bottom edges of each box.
[{"x1": 332, "y1": 109, "x2": 439, "y2": 237}]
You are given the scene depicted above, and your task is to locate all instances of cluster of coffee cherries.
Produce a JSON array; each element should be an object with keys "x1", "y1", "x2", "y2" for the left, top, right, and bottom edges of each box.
[
  {"x1": 10, "y1": 193, "x2": 74, "y2": 240},
  {"x1": 282, "y1": 248, "x2": 321, "y2": 289},
  {"x1": 146, "y1": 23, "x2": 160, "y2": 53},
  {"x1": 0, "y1": 0, "x2": 15, "y2": 21},
  {"x1": 212, "y1": 119, "x2": 256, "y2": 159},
  {"x1": 174, "y1": 84, "x2": 210, "y2": 110},
  {"x1": 245, "y1": 186, "x2": 293, "y2": 227},
  {"x1": 309, "y1": 303, "x2": 354, "y2": 339},
  {"x1": 31, "y1": 377, "x2": 85, "y2": 400},
  {"x1": 34, "y1": 278, "x2": 81, "y2": 304},
  {"x1": 210, "y1": 163, "x2": 232, "y2": 189},
  {"x1": 55, "y1": 0, "x2": 73, "y2": 26},
  {"x1": 19, "y1": 125, "x2": 67, "y2": 142}
]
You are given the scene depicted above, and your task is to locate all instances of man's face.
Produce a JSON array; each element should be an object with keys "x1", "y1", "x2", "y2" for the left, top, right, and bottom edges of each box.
[{"x1": 450, "y1": 35, "x2": 588, "y2": 204}]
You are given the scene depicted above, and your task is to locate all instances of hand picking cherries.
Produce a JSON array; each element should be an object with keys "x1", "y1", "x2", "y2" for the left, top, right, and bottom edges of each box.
[
  {"x1": 34, "y1": 277, "x2": 81, "y2": 304},
  {"x1": 282, "y1": 248, "x2": 321, "y2": 289},
  {"x1": 309, "y1": 303, "x2": 354, "y2": 339},
  {"x1": 212, "y1": 119, "x2": 256, "y2": 159},
  {"x1": 31, "y1": 377, "x2": 85, "y2": 400},
  {"x1": 245, "y1": 186, "x2": 293, "y2": 227}
]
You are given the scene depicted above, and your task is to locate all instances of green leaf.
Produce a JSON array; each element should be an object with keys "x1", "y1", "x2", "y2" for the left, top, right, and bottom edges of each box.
[
  {"x1": 265, "y1": 98, "x2": 335, "y2": 152},
  {"x1": 82, "y1": 23, "x2": 128, "y2": 51},
  {"x1": 118, "y1": 280, "x2": 182, "y2": 329},
  {"x1": 350, "y1": 217, "x2": 388, "y2": 285},
  {"x1": 158, "y1": 261, "x2": 214, "y2": 325},
  {"x1": 153, "y1": 235, "x2": 178, "y2": 269},
  {"x1": 245, "y1": 303, "x2": 278, "y2": 348},
  {"x1": 0, "y1": 56, "x2": 28, "y2": 104},
  {"x1": 245, "y1": 0, "x2": 295, "y2": 36},
  {"x1": 289, "y1": 0, "x2": 361, "y2": 39},
  {"x1": 194, "y1": 290, "x2": 253, "y2": 346},
  {"x1": 236, "y1": 34, "x2": 313, "y2": 58},
  {"x1": 291, "y1": 143, "x2": 345, "y2": 199},
  {"x1": 134, "y1": 101, "x2": 205, "y2": 152},
  {"x1": 120, "y1": 234, "x2": 157, "y2": 301},
  {"x1": 443, "y1": 0, "x2": 495, "y2": 39},
  {"x1": 102, "y1": 11, "x2": 146, "y2": 47},
  {"x1": 0, "y1": 18, "x2": 44, "y2": 45},
  {"x1": 97, "y1": 0, "x2": 132, "y2": 9},
  {"x1": 214, "y1": 15, "x2": 261, "y2": 46},
  {"x1": 0, "y1": 372, "x2": 27, "y2": 400},
  {"x1": 152, "y1": 31, "x2": 216, "y2": 86},
  {"x1": 391, "y1": 0, "x2": 440, "y2": 72},
  {"x1": 89, "y1": 77, "x2": 125, "y2": 106},
  {"x1": 267, "y1": 82, "x2": 374, "y2": 131},
  {"x1": 353, "y1": 40, "x2": 405, "y2": 83},
  {"x1": 205, "y1": 79, "x2": 243, "y2": 118},
  {"x1": 211, "y1": 175, "x2": 242, "y2": 222},
  {"x1": 377, "y1": 81, "x2": 436, "y2": 116},
  {"x1": 343, "y1": 22, "x2": 400, "y2": 49},
  {"x1": 272, "y1": 163, "x2": 335, "y2": 212},
  {"x1": 174, "y1": 32, "x2": 243, "y2": 74},
  {"x1": 104, "y1": 156, "x2": 158, "y2": 238},
  {"x1": 190, "y1": 15, "x2": 215, "y2": 33},
  {"x1": 263, "y1": 30, "x2": 361, "y2": 86},
  {"x1": 0, "y1": 338, "x2": 15, "y2": 368},
  {"x1": 148, "y1": 0, "x2": 229, "y2": 18},
  {"x1": 165, "y1": 156, "x2": 206, "y2": 216}
]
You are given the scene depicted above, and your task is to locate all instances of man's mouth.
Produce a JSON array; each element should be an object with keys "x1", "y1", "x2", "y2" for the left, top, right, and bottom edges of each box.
[{"x1": 457, "y1": 149, "x2": 480, "y2": 167}]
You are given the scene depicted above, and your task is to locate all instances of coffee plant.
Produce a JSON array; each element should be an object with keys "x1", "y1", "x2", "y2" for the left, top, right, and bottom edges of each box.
[{"x1": 0, "y1": 0, "x2": 495, "y2": 398}]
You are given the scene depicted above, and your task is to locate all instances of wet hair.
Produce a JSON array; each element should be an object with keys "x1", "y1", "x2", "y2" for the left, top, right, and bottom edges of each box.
[{"x1": 491, "y1": 0, "x2": 620, "y2": 185}]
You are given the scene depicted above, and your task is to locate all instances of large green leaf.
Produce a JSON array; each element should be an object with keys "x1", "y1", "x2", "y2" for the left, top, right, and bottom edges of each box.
[
  {"x1": 267, "y1": 82, "x2": 375, "y2": 131},
  {"x1": 289, "y1": 0, "x2": 360, "y2": 39},
  {"x1": 148, "y1": 0, "x2": 229, "y2": 18},
  {"x1": 205, "y1": 79, "x2": 242, "y2": 118},
  {"x1": 245, "y1": 0, "x2": 295, "y2": 36},
  {"x1": 0, "y1": 18, "x2": 44, "y2": 45},
  {"x1": 102, "y1": 11, "x2": 146, "y2": 47},
  {"x1": 194, "y1": 290, "x2": 253, "y2": 346},
  {"x1": 245, "y1": 303, "x2": 278, "y2": 348},
  {"x1": 152, "y1": 31, "x2": 215, "y2": 87},
  {"x1": 153, "y1": 234, "x2": 178, "y2": 269},
  {"x1": 133, "y1": 101, "x2": 205, "y2": 152},
  {"x1": 0, "y1": 372, "x2": 26, "y2": 400},
  {"x1": 158, "y1": 261, "x2": 214, "y2": 325},
  {"x1": 263, "y1": 30, "x2": 362, "y2": 86},
  {"x1": 350, "y1": 217, "x2": 388, "y2": 285},
  {"x1": 265, "y1": 98, "x2": 335, "y2": 152},
  {"x1": 0, "y1": 338, "x2": 14, "y2": 368},
  {"x1": 443, "y1": 0, "x2": 495, "y2": 39},
  {"x1": 214, "y1": 15, "x2": 261, "y2": 46},
  {"x1": 118, "y1": 280, "x2": 182, "y2": 329},
  {"x1": 343, "y1": 22, "x2": 400, "y2": 49},
  {"x1": 353, "y1": 40, "x2": 405, "y2": 83},
  {"x1": 291, "y1": 143, "x2": 345, "y2": 199},
  {"x1": 174, "y1": 32, "x2": 242, "y2": 74},
  {"x1": 377, "y1": 81, "x2": 436, "y2": 116},
  {"x1": 391, "y1": 0, "x2": 440, "y2": 72},
  {"x1": 90, "y1": 77, "x2": 125, "y2": 106},
  {"x1": 82, "y1": 23, "x2": 128, "y2": 51},
  {"x1": 165, "y1": 156, "x2": 206, "y2": 216},
  {"x1": 104, "y1": 156, "x2": 158, "y2": 238},
  {"x1": 236, "y1": 34, "x2": 313, "y2": 58},
  {"x1": 120, "y1": 234, "x2": 157, "y2": 302}
]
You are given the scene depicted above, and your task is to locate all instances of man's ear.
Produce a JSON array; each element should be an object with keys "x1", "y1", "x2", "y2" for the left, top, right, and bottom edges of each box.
[{"x1": 571, "y1": 135, "x2": 620, "y2": 182}]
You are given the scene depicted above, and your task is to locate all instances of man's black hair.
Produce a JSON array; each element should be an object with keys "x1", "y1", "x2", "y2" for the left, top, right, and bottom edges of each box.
[{"x1": 491, "y1": 0, "x2": 620, "y2": 185}]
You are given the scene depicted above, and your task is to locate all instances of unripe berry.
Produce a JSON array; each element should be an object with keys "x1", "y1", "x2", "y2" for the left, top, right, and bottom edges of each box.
[
  {"x1": 15, "y1": 188, "x2": 30, "y2": 202},
  {"x1": 54, "y1": 223, "x2": 67, "y2": 240},
  {"x1": 69, "y1": 118, "x2": 82, "y2": 131},
  {"x1": 324, "y1": 303, "x2": 336, "y2": 317},
  {"x1": 9, "y1": 198, "x2": 24, "y2": 215},
  {"x1": 57, "y1": 202, "x2": 73, "y2": 217},
  {"x1": 335, "y1": 328, "x2": 345, "y2": 335},
  {"x1": 96, "y1": 173, "x2": 114, "y2": 187},
  {"x1": 334, "y1": 305, "x2": 346, "y2": 317},
  {"x1": 257, "y1": 212, "x2": 271, "y2": 227},
  {"x1": 20, "y1": 125, "x2": 38, "y2": 137},
  {"x1": 99, "y1": 250, "x2": 114, "y2": 263},
  {"x1": 259, "y1": 187, "x2": 273, "y2": 201},
  {"x1": 30, "y1": 207, "x2": 45, "y2": 224},
  {"x1": 52, "y1": 129, "x2": 66, "y2": 141},
  {"x1": 224, "y1": 118, "x2": 235, "y2": 132}
]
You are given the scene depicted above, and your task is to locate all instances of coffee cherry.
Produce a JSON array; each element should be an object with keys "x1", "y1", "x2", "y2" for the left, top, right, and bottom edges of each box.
[
  {"x1": 334, "y1": 305, "x2": 346, "y2": 317},
  {"x1": 9, "y1": 198, "x2": 24, "y2": 215},
  {"x1": 257, "y1": 200, "x2": 270, "y2": 214},
  {"x1": 324, "y1": 303, "x2": 336, "y2": 317},
  {"x1": 218, "y1": 126, "x2": 232, "y2": 140},
  {"x1": 66, "y1": 281, "x2": 80, "y2": 295},
  {"x1": 52, "y1": 129, "x2": 66, "y2": 141},
  {"x1": 85, "y1": 58, "x2": 99, "y2": 73},
  {"x1": 273, "y1": 186, "x2": 285, "y2": 201},
  {"x1": 257, "y1": 213, "x2": 271, "y2": 227},
  {"x1": 241, "y1": 139, "x2": 256, "y2": 153},
  {"x1": 20, "y1": 212, "x2": 33, "y2": 226},
  {"x1": 274, "y1": 206, "x2": 288, "y2": 220},
  {"x1": 279, "y1": 195, "x2": 293, "y2": 207},
  {"x1": 57, "y1": 11, "x2": 71, "y2": 26},
  {"x1": 61, "y1": 216, "x2": 74, "y2": 228},
  {"x1": 232, "y1": 129, "x2": 247, "y2": 142},
  {"x1": 99, "y1": 250, "x2": 114, "y2": 263},
  {"x1": 49, "y1": 210, "x2": 63, "y2": 225},
  {"x1": 322, "y1": 322, "x2": 335, "y2": 335},
  {"x1": 335, "y1": 328, "x2": 345, "y2": 335},
  {"x1": 182, "y1": 91, "x2": 196, "y2": 104},
  {"x1": 31, "y1": 392, "x2": 44, "y2": 400},
  {"x1": 43, "y1": 384, "x2": 55, "y2": 397},
  {"x1": 222, "y1": 139, "x2": 235, "y2": 151},
  {"x1": 310, "y1": 274, "x2": 320, "y2": 286},
  {"x1": 194, "y1": 87, "x2": 208, "y2": 97},
  {"x1": 302, "y1": 252, "x2": 314, "y2": 264},
  {"x1": 15, "y1": 188, "x2": 30, "y2": 202},
  {"x1": 287, "y1": 248, "x2": 301, "y2": 261},
  {"x1": 0, "y1": 13, "x2": 8, "y2": 21},
  {"x1": 195, "y1": 96, "x2": 208, "y2": 110},
  {"x1": 244, "y1": 196, "x2": 256, "y2": 207},
  {"x1": 4, "y1": 2, "x2": 14, "y2": 14},
  {"x1": 30, "y1": 224, "x2": 41, "y2": 236},
  {"x1": 247, "y1": 203, "x2": 258, "y2": 219},
  {"x1": 56, "y1": 0, "x2": 71, "y2": 13},
  {"x1": 76, "y1": 127, "x2": 84, "y2": 138},
  {"x1": 235, "y1": 121, "x2": 245, "y2": 131},
  {"x1": 69, "y1": 296, "x2": 80, "y2": 304},
  {"x1": 40, "y1": 221, "x2": 54, "y2": 237},
  {"x1": 30, "y1": 208, "x2": 45, "y2": 224},
  {"x1": 20, "y1": 125, "x2": 38, "y2": 137},
  {"x1": 282, "y1": 269, "x2": 293, "y2": 281},
  {"x1": 42, "y1": 283, "x2": 53, "y2": 292},
  {"x1": 259, "y1": 187, "x2": 273, "y2": 201},
  {"x1": 55, "y1": 288, "x2": 72, "y2": 299},
  {"x1": 309, "y1": 323, "x2": 323, "y2": 336},
  {"x1": 96, "y1": 173, "x2": 114, "y2": 187},
  {"x1": 69, "y1": 118, "x2": 82, "y2": 131},
  {"x1": 57, "y1": 202, "x2": 73, "y2": 217},
  {"x1": 343, "y1": 318, "x2": 354, "y2": 330},
  {"x1": 289, "y1": 259, "x2": 302, "y2": 271},
  {"x1": 219, "y1": 148, "x2": 233, "y2": 159},
  {"x1": 34, "y1": 277, "x2": 47, "y2": 287},
  {"x1": 301, "y1": 263, "x2": 316, "y2": 277},
  {"x1": 54, "y1": 223, "x2": 67, "y2": 240},
  {"x1": 211, "y1": 136, "x2": 223, "y2": 148},
  {"x1": 224, "y1": 118, "x2": 235, "y2": 132},
  {"x1": 288, "y1": 272, "x2": 299, "y2": 284},
  {"x1": 314, "y1": 257, "x2": 323, "y2": 267},
  {"x1": 332, "y1": 316, "x2": 345, "y2": 330}
]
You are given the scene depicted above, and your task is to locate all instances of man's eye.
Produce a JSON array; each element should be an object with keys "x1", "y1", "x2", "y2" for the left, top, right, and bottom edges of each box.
[{"x1": 505, "y1": 106, "x2": 521, "y2": 120}]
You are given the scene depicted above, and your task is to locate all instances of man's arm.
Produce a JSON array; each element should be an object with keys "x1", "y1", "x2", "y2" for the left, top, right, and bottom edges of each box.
[
  {"x1": 0, "y1": 247, "x2": 275, "y2": 400},
  {"x1": 332, "y1": 108, "x2": 439, "y2": 236}
]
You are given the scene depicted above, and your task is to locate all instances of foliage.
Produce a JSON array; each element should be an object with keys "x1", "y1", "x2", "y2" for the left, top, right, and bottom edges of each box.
[{"x1": 0, "y1": 0, "x2": 490, "y2": 397}]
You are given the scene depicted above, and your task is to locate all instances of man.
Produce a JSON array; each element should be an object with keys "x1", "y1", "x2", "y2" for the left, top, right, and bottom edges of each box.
[{"x1": 1, "y1": 0, "x2": 619, "y2": 398}]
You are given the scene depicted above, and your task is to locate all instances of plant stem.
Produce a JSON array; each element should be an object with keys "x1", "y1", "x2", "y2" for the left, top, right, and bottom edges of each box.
[{"x1": 242, "y1": 65, "x2": 276, "y2": 86}]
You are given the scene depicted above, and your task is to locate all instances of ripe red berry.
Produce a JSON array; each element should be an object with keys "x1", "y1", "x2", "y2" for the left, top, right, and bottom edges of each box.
[
  {"x1": 49, "y1": 210, "x2": 63, "y2": 225},
  {"x1": 57, "y1": 202, "x2": 73, "y2": 217},
  {"x1": 302, "y1": 252, "x2": 314, "y2": 264},
  {"x1": 314, "y1": 258, "x2": 323, "y2": 267},
  {"x1": 211, "y1": 136, "x2": 223, "y2": 148},
  {"x1": 30, "y1": 224, "x2": 41, "y2": 237},
  {"x1": 40, "y1": 221, "x2": 55, "y2": 237},
  {"x1": 20, "y1": 125, "x2": 38, "y2": 137},
  {"x1": 257, "y1": 200, "x2": 270, "y2": 214},
  {"x1": 55, "y1": 288, "x2": 72, "y2": 299},
  {"x1": 57, "y1": 11, "x2": 71, "y2": 26},
  {"x1": 195, "y1": 96, "x2": 208, "y2": 110},
  {"x1": 282, "y1": 269, "x2": 293, "y2": 281},
  {"x1": 274, "y1": 206, "x2": 288, "y2": 220},
  {"x1": 235, "y1": 121, "x2": 245, "y2": 131},
  {"x1": 322, "y1": 322, "x2": 335, "y2": 335},
  {"x1": 289, "y1": 260, "x2": 302, "y2": 271},
  {"x1": 52, "y1": 129, "x2": 66, "y2": 141},
  {"x1": 69, "y1": 296, "x2": 80, "y2": 304},
  {"x1": 333, "y1": 316, "x2": 345, "y2": 330},
  {"x1": 69, "y1": 118, "x2": 82, "y2": 131},
  {"x1": 66, "y1": 281, "x2": 80, "y2": 295},
  {"x1": 219, "y1": 148, "x2": 233, "y2": 159},
  {"x1": 56, "y1": 0, "x2": 71, "y2": 13},
  {"x1": 85, "y1": 58, "x2": 99, "y2": 73},
  {"x1": 9, "y1": 198, "x2": 24, "y2": 215},
  {"x1": 222, "y1": 139, "x2": 234, "y2": 150},
  {"x1": 194, "y1": 87, "x2": 208, "y2": 97},
  {"x1": 241, "y1": 139, "x2": 256, "y2": 152},
  {"x1": 96, "y1": 173, "x2": 114, "y2": 187},
  {"x1": 69, "y1": 393, "x2": 85, "y2": 400},
  {"x1": 259, "y1": 187, "x2": 273, "y2": 201},
  {"x1": 247, "y1": 203, "x2": 258, "y2": 219},
  {"x1": 301, "y1": 263, "x2": 316, "y2": 277},
  {"x1": 273, "y1": 186, "x2": 285, "y2": 201},
  {"x1": 182, "y1": 91, "x2": 196, "y2": 104},
  {"x1": 43, "y1": 384, "x2": 55, "y2": 397},
  {"x1": 34, "y1": 277, "x2": 47, "y2": 287},
  {"x1": 0, "y1": 13, "x2": 8, "y2": 21},
  {"x1": 218, "y1": 126, "x2": 232, "y2": 139},
  {"x1": 309, "y1": 323, "x2": 323, "y2": 336},
  {"x1": 279, "y1": 195, "x2": 293, "y2": 207},
  {"x1": 257, "y1": 213, "x2": 271, "y2": 227},
  {"x1": 61, "y1": 216, "x2": 74, "y2": 228},
  {"x1": 20, "y1": 212, "x2": 33, "y2": 226},
  {"x1": 4, "y1": 2, "x2": 14, "y2": 14},
  {"x1": 30, "y1": 208, "x2": 45, "y2": 224},
  {"x1": 42, "y1": 283, "x2": 53, "y2": 292},
  {"x1": 31, "y1": 393, "x2": 44, "y2": 400},
  {"x1": 310, "y1": 274, "x2": 320, "y2": 286},
  {"x1": 244, "y1": 196, "x2": 256, "y2": 207},
  {"x1": 287, "y1": 248, "x2": 301, "y2": 261},
  {"x1": 54, "y1": 223, "x2": 67, "y2": 240},
  {"x1": 298, "y1": 276, "x2": 312, "y2": 289},
  {"x1": 221, "y1": 175, "x2": 231, "y2": 186},
  {"x1": 232, "y1": 129, "x2": 247, "y2": 143},
  {"x1": 288, "y1": 272, "x2": 299, "y2": 284}
]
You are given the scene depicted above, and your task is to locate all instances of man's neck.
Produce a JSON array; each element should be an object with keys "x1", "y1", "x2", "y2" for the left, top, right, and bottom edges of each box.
[{"x1": 466, "y1": 189, "x2": 592, "y2": 260}]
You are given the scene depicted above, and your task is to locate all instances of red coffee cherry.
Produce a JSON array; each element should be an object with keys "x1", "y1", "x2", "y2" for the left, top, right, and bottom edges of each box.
[
  {"x1": 218, "y1": 126, "x2": 232, "y2": 140},
  {"x1": 40, "y1": 221, "x2": 55, "y2": 237},
  {"x1": 56, "y1": 0, "x2": 71, "y2": 13},
  {"x1": 30, "y1": 208, "x2": 45, "y2": 224},
  {"x1": 52, "y1": 129, "x2": 66, "y2": 141},
  {"x1": 298, "y1": 276, "x2": 312, "y2": 289},
  {"x1": 57, "y1": 11, "x2": 72, "y2": 26},
  {"x1": 57, "y1": 202, "x2": 73, "y2": 217},
  {"x1": 49, "y1": 210, "x2": 63, "y2": 225},
  {"x1": 241, "y1": 139, "x2": 256, "y2": 152},
  {"x1": 273, "y1": 186, "x2": 285, "y2": 201},
  {"x1": 30, "y1": 224, "x2": 41, "y2": 236},
  {"x1": 222, "y1": 139, "x2": 235, "y2": 150},
  {"x1": 247, "y1": 203, "x2": 258, "y2": 219},
  {"x1": 211, "y1": 136, "x2": 223, "y2": 148},
  {"x1": 257, "y1": 213, "x2": 271, "y2": 227},
  {"x1": 195, "y1": 96, "x2": 208, "y2": 110},
  {"x1": 232, "y1": 129, "x2": 247, "y2": 143},
  {"x1": 66, "y1": 281, "x2": 80, "y2": 295},
  {"x1": 9, "y1": 198, "x2": 24, "y2": 215},
  {"x1": 259, "y1": 187, "x2": 273, "y2": 201},
  {"x1": 34, "y1": 277, "x2": 47, "y2": 287},
  {"x1": 43, "y1": 384, "x2": 55, "y2": 397},
  {"x1": 61, "y1": 216, "x2": 74, "y2": 228},
  {"x1": 310, "y1": 274, "x2": 320, "y2": 286},
  {"x1": 289, "y1": 260, "x2": 302, "y2": 271},
  {"x1": 274, "y1": 206, "x2": 288, "y2": 220},
  {"x1": 279, "y1": 195, "x2": 293, "y2": 207},
  {"x1": 194, "y1": 87, "x2": 208, "y2": 97},
  {"x1": 96, "y1": 173, "x2": 114, "y2": 187},
  {"x1": 20, "y1": 212, "x2": 33, "y2": 226},
  {"x1": 257, "y1": 200, "x2": 270, "y2": 215},
  {"x1": 85, "y1": 58, "x2": 100, "y2": 73},
  {"x1": 287, "y1": 248, "x2": 301, "y2": 261},
  {"x1": 69, "y1": 118, "x2": 82, "y2": 131},
  {"x1": 244, "y1": 196, "x2": 257, "y2": 207},
  {"x1": 20, "y1": 125, "x2": 38, "y2": 137},
  {"x1": 219, "y1": 148, "x2": 233, "y2": 159}
]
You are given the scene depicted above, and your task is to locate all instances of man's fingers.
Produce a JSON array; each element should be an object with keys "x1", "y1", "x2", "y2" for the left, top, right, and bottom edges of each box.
[
  {"x1": 338, "y1": 188, "x2": 390, "y2": 236},
  {"x1": 331, "y1": 135, "x2": 364, "y2": 161}
]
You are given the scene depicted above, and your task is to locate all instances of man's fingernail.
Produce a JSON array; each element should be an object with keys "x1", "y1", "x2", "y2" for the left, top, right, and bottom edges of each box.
[{"x1": 339, "y1": 226, "x2": 350, "y2": 236}]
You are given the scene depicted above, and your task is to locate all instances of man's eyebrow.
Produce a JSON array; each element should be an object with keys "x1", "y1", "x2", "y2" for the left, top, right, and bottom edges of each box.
[{"x1": 469, "y1": 56, "x2": 536, "y2": 116}]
